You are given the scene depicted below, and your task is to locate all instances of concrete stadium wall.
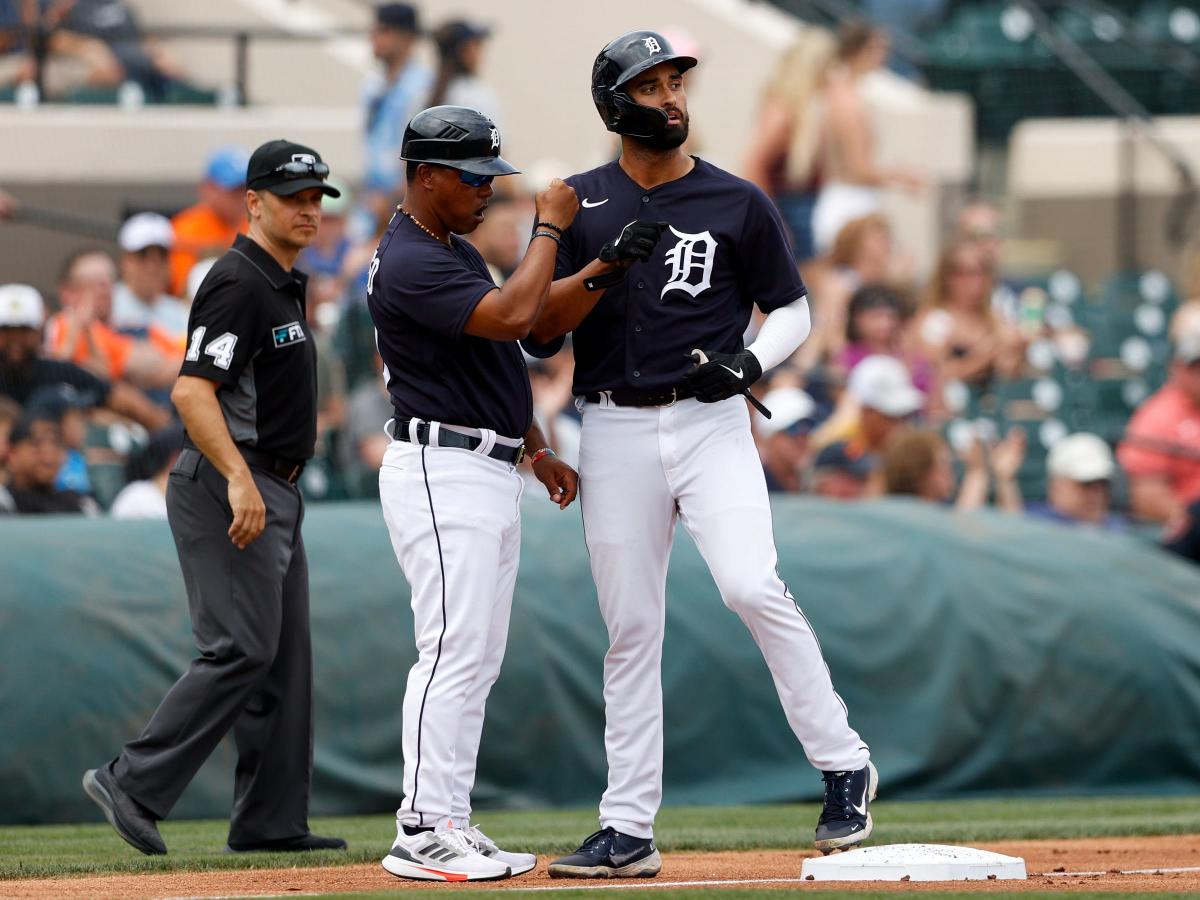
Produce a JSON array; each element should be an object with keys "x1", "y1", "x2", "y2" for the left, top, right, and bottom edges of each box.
[{"x1": 1009, "y1": 116, "x2": 1200, "y2": 287}]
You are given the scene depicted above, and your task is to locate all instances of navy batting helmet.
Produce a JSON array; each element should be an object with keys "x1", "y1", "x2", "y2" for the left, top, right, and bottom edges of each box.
[
  {"x1": 591, "y1": 31, "x2": 697, "y2": 139},
  {"x1": 400, "y1": 106, "x2": 519, "y2": 176}
]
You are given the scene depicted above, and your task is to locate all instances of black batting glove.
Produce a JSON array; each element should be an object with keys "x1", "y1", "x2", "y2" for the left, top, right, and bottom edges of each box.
[
  {"x1": 598, "y1": 220, "x2": 669, "y2": 264},
  {"x1": 682, "y1": 349, "x2": 763, "y2": 402}
]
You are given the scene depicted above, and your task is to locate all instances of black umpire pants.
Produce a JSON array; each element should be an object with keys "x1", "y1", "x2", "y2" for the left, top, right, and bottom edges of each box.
[{"x1": 111, "y1": 448, "x2": 313, "y2": 844}]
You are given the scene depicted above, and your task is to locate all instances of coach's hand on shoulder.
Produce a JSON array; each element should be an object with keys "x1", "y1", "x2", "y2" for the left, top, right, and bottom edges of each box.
[
  {"x1": 599, "y1": 220, "x2": 669, "y2": 265},
  {"x1": 681, "y1": 348, "x2": 763, "y2": 403},
  {"x1": 227, "y1": 472, "x2": 267, "y2": 549},
  {"x1": 532, "y1": 453, "x2": 579, "y2": 510},
  {"x1": 535, "y1": 178, "x2": 580, "y2": 231}
]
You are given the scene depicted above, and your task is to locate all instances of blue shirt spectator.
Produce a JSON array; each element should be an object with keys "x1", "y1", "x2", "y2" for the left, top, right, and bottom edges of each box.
[{"x1": 362, "y1": 4, "x2": 431, "y2": 198}]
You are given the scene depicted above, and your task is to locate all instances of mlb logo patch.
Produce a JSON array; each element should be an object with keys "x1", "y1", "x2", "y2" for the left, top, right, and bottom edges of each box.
[{"x1": 272, "y1": 321, "x2": 306, "y2": 348}]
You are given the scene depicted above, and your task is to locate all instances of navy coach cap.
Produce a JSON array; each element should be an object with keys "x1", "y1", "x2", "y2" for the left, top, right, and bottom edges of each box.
[
  {"x1": 376, "y1": 2, "x2": 419, "y2": 31},
  {"x1": 246, "y1": 140, "x2": 342, "y2": 198}
]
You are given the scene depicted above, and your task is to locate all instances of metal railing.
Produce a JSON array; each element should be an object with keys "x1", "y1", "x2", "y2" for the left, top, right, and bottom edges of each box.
[{"x1": 11, "y1": 23, "x2": 368, "y2": 106}]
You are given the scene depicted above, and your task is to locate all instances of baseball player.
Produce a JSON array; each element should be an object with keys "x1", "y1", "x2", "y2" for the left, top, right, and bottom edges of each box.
[
  {"x1": 530, "y1": 32, "x2": 877, "y2": 878},
  {"x1": 367, "y1": 106, "x2": 580, "y2": 881}
]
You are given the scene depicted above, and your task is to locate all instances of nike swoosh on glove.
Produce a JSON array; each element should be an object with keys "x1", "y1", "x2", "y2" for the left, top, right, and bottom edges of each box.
[
  {"x1": 598, "y1": 220, "x2": 670, "y2": 264},
  {"x1": 681, "y1": 349, "x2": 763, "y2": 402}
]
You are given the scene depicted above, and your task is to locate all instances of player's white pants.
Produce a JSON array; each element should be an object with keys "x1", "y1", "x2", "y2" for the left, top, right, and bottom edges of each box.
[
  {"x1": 579, "y1": 395, "x2": 869, "y2": 839},
  {"x1": 379, "y1": 440, "x2": 524, "y2": 828}
]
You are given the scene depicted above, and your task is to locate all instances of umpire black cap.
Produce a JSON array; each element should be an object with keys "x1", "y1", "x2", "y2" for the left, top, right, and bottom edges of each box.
[
  {"x1": 400, "y1": 106, "x2": 519, "y2": 177},
  {"x1": 592, "y1": 30, "x2": 697, "y2": 139},
  {"x1": 247, "y1": 140, "x2": 342, "y2": 197}
]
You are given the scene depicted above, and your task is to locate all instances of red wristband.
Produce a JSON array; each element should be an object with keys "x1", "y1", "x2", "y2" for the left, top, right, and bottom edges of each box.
[{"x1": 530, "y1": 447, "x2": 555, "y2": 465}]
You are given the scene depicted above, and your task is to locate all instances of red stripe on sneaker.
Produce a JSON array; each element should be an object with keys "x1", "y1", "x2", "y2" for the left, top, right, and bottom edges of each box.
[{"x1": 414, "y1": 865, "x2": 468, "y2": 882}]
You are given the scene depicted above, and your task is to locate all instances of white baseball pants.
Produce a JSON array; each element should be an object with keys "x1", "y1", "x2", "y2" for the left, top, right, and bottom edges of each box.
[
  {"x1": 379, "y1": 439, "x2": 524, "y2": 828},
  {"x1": 579, "y1": 395, "x2": 869, "y2": 839}
]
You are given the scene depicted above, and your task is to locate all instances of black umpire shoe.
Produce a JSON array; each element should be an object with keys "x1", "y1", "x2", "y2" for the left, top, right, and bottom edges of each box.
[
  {"x1": 548, "y1": 827, "x2": 661, "y2": 878},
  {"x1": 814, "y1": 760, "x2": 878, "y2": 853},
  {"x1": 82, "y1": 765, "x2": 167, "y2": 855},
  {"x1": 225, "y1": 833, "x2": 348, "y2": 853}
]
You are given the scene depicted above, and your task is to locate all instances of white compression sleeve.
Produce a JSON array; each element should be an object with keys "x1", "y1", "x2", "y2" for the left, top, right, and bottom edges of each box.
[{"x1": 746, "y1": 296, "x2": 812, "y2": 372}]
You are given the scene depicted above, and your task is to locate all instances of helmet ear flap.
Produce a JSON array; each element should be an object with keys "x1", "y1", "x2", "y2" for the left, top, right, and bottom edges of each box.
[{"x1": 609, "y1": 90, "x2": 670, "y2": 140}]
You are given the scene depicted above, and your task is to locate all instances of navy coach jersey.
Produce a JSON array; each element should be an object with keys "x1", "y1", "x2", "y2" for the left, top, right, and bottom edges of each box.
[
  {"x1": 367, "y1": 212, "x2": 533, "y2": 439},
  {"x1": 552, "y1": 157, "x2": 806, "y2": 393}
]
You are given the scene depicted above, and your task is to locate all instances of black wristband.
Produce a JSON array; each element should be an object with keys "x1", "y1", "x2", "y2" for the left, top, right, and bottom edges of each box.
[
  {"x1": 535, "y1": 221, "x2": 565, "y2": 235},
  {"x1": 583, "y1": 268, "x2": 628, "y2": 292},
  {"x1": 532, "y1": 230, "x2": 562, "y2": 248}
]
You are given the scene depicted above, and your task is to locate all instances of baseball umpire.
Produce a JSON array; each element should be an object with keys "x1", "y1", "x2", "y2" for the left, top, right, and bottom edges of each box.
[
  {"x1": 83, "y1": 140, "x2": 345, "y2": 855},
  {"x1": 367, "y1": 106, "x2": 580, "y2": 881},
  {"x1": 528, "y1": 32, "x2": 877, "y2": 877}
]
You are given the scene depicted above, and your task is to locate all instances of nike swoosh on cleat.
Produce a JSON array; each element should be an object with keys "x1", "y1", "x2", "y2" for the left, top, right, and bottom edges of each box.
[
  {"x1": 581, "y1": 198, "x2": 609, "y2": 208},
  {"x1": 719, "y1": 364, "x2": 744, "y2": 379}
]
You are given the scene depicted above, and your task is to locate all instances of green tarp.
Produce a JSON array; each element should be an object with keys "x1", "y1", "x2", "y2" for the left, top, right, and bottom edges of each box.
[{"x1": 2, "y1": 497, "x2": 1199, "y2": 825}]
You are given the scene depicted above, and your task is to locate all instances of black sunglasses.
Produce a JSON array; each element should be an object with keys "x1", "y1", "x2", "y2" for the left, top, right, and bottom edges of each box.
[{"x1": 271, "y1": 160, "x2": 330, "y2": 180}]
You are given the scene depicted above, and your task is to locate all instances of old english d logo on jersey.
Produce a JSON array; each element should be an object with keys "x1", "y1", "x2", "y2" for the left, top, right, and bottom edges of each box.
[
  {"x1": 272, "y1": 321, "x2": 307, "y2": 348},
  {"x1": 661, "y1": 226, "x2": 716, "y2": 299}
]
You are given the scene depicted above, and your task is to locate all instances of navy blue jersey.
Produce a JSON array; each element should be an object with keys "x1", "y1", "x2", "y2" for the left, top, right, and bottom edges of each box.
[
  {"x1": 549, "y1": 157, "x2": 806, "y2": 393},
  {"x1": 367, "y1": 211, "x2": 532, "y2": 439}
]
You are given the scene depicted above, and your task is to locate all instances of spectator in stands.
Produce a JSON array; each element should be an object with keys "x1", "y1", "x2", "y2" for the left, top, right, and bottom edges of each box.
[
  {"x1": 0, "y1": 394, "x2": 19, "y2": 513},
  {"x1": 1028, "y1": 432, "x2": 1125, "y2": 530},
  {"x1": 861, "y1": 0, "x2": 947, "y2": 80},
  {"x1": 361, "y1": 3, "x2": 431, "y2": 223},
  {"x1": 298, "y1": 180, "x2": 353, "y2": 308},
  {"x1": 54, "y1": 0, "x2": 188, "y2": 101},
  {"x1": 0, "y1": 0, "x2": 188, "y2": 98},
  {"x1": 955, "y1": 197, "x2": 1020, "y2": 322},
  {"x1": 429, "y1": 19, "x2": 500, "y2": 122},
  {"x1": 169, "y1": 146, "x2": 249, "y2": 297},
  {"x1": 810, "y1": 441, "x2": 871, "y2": 500},
  {"x1": 0, "y1": 0, "x2": 117, "y2": 95},
  {"x1": 743, "y1": 27, "x2": 837, "y2": 263},
  {"x1": 0, "y1": 282, "x2": 168, "y2": 430},
  {"x1": 880, "y1": 425, "x2": 1023, "y2": 513},
  {"x1": 814, "y1": 354, "x2": 925, "y2": 464},
  {"x1": 838, "y1": 283, "x2": 932, "y2": 392},
  {"x1": 467, "y1": 195, "x2": 525, "y2": 283},
  {"x1": 112, "y1": 212, "x2": 188, "y2": 338},
  {"x1": 796, "y1": 214, "x2": 911, "y2": 372},
  {"x1": 44, "y1": 248, "x2": 178, "y2": 392},
  {"x1": 1118, "y1": 333, "x2": 1200, "y2": 525},
  {"x1": 810, "y1": 20, "x2": 923, "y2": 254},
  {"x1": 5, "y1": 410, "x2": 98, "y2": 514},
  {"x1": 27, "y1": 383, "x2": 91, "y2": 496},
  {"x1": 916, "y1": 240, "x2": 1024, "y2": 390},
  {"x1": 756, "y1": 386, "x2": 819, "y2": 493},
  {"x1": 341, "y1": 353, "x2": 391, "y2": 492},
  {"x1": 0, "y1": 188, "x2": 16, "y2": 218},
  {"x1": 109, "y1": 424, "x2": 181, "y2": 519}
]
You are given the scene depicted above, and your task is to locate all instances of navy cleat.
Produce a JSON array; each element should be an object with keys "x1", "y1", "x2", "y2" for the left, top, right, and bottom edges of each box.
[
  {"x1": 548, "y1": 827, "x2": 662, "y2": 878},
  {"x1": 814, "y1": 760, "x2": 878, "y2": 853}
]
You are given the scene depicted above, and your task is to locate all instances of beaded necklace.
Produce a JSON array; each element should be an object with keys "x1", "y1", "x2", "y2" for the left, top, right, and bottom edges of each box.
[{"x1": 398, "y1": 207, "x2": 449, "y2": 246}]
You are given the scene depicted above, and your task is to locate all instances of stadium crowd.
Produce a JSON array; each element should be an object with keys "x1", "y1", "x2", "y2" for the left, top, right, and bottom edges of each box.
[{"x1": 0, "y1": 4, "x2": 1198, "y2": 565}]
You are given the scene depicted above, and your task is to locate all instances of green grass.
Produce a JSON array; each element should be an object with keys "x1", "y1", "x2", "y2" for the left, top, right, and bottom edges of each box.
[{"x1": 2, "y1": 795, "x2": 1198, "y2": 880}]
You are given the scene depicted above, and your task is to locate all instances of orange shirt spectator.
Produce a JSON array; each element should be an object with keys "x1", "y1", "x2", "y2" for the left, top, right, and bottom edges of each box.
[
  {"x1": 169, "y1": 147, "x2": 249, "y2": 296},
  {"x1": 44, "y1": 316, "x2": 181, "y2": 380},
  {"x1": 1119, "y1": 336, "x2": 1200, "y2": 522}
]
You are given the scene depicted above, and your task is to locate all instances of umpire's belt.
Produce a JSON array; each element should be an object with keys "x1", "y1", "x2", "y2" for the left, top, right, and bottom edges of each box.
[
  {"x1": 237, "y1": 445, "x2": 306, "y2": 484},
  {"x1": 388, "y1": 417, "x2": 525, "y2": 465},
  {"x1": 584, "y1": 384, "x2": 696, "y2": 407}
]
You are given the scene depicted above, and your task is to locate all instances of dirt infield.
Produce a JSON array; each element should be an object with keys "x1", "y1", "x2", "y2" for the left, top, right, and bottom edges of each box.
[{"x1": 4, "y1": 834, "x2": 1199, "y2": 898}]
